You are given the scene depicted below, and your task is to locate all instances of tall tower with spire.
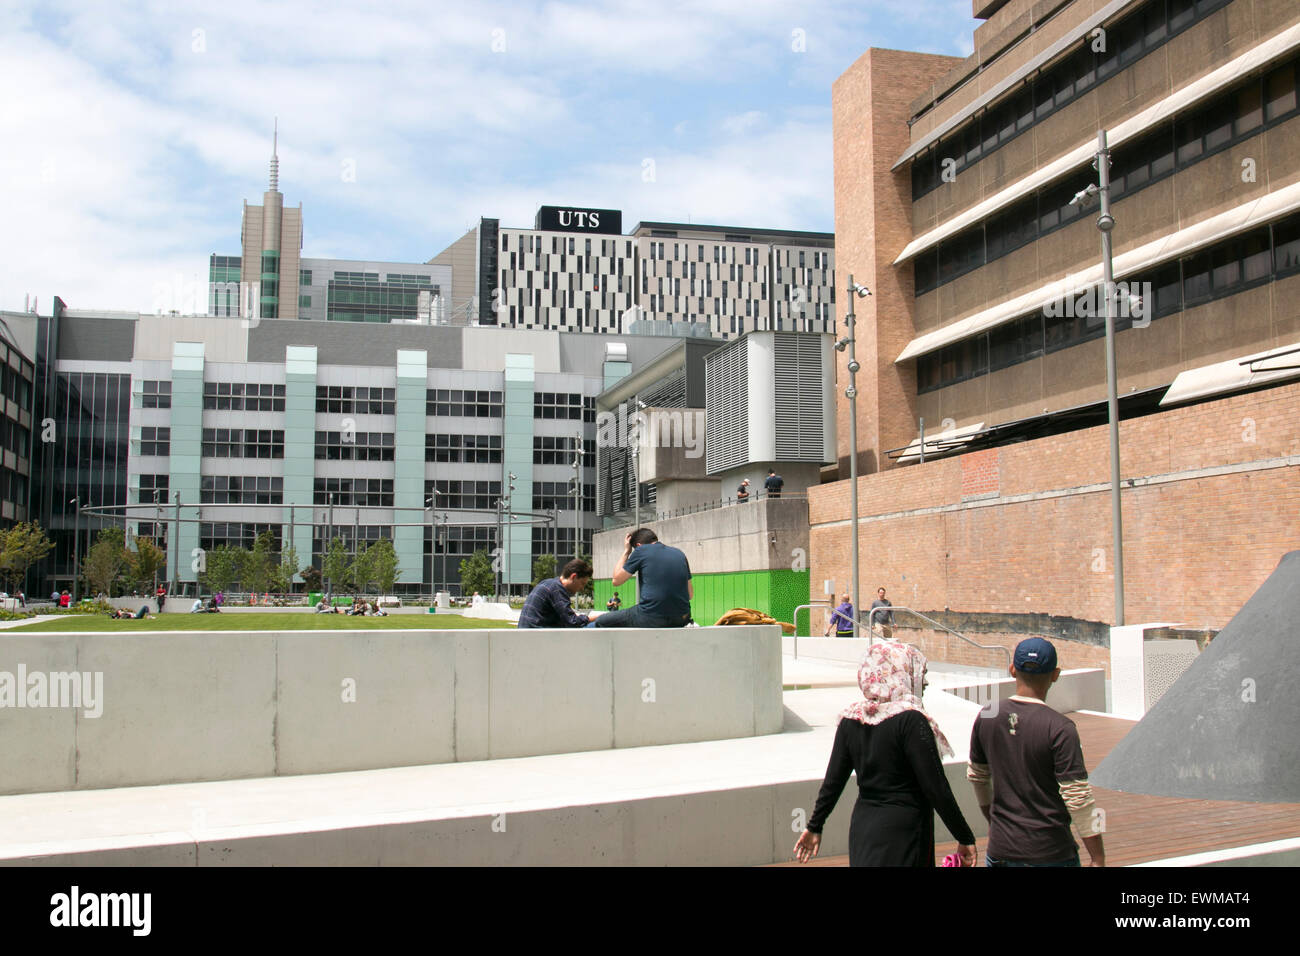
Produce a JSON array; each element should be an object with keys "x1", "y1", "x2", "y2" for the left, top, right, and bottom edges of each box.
[{"x1": 240, "y1": 120, "x2": 304, "y2": 319}]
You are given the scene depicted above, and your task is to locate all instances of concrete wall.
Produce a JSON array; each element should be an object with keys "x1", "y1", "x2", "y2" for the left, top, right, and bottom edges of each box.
[
  {"x1": 594, "y1": 496, "x2": 810, "y2": 578},
  {"x1": 0, "y1": 625, "x2": 782, "y2": 795}
]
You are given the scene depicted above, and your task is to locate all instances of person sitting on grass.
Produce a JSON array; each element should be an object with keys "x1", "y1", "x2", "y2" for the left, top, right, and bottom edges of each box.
[
  {"x1": 372, "y1": 601, "x2": 388, "y2": 617},
  {"x1": 190, "y1": 598, "x2": 204, "y2": 613}
]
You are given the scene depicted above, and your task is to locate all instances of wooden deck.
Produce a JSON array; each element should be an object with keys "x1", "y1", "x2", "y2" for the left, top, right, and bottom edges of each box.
[{"x1": 775, "y1": 711, "x2": 1300, "y2": 867}]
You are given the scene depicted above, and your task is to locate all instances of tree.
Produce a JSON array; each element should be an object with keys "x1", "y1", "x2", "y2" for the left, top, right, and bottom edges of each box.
[
  {"x1": 201, "y1": 545, "x2": 243, "y2": 595},
  {"x1": 575, "y1": 551, "x2": 595, "y2": 598},
  {"x1": 82, "y1": 528, "x2": 127, "y2": 597},
  {"x1": 300, "y1": 564, "x2": 323, "y2": 594},
  {"x1": 531, "y1": 554, "x2": 556, "y2": 588},
  {"x1": 126, "y1": 536, "x2": 167, "y2": 594},
  {"x1": 323, "y1": 537, "x2": 350, "y2": 594},
  {"x1": 459, "y1": 548, "x2": 494, "y2": 598},
  {"x1": 0, "y1": 521, "x2": 54, "y2": 595},
  {"x1": 242, "y1": 530, "x2": 276, "y2": 593},
  {"x1": 269, "y1": 546, "x2": 299, "y2": 594},
  {"x1": 351, "y1": 541, "x2": 376, "y2": 596},
  {"x1": 370, "y1": 537, "x2": 400, "y2": 593}
]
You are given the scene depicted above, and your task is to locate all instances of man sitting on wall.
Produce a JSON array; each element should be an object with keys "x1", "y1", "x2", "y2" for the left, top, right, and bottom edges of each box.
[
  {"x1": 595, "y1": 528, "x2": 693, "y2": 628},
  {"x1": 517, "y1": 559, "x2": 597, "y2": 629}
]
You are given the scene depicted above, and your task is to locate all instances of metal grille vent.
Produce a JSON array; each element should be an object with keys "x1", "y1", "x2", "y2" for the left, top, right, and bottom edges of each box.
[
  {"x1": 705, "y1": 337, "x2": 748, "y2": 473},
  {"x1": 773, "y1": 333, "x2": 825, "y2": 461}
]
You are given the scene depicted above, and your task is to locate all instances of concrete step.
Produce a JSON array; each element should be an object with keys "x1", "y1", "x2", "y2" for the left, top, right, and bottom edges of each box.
[{"x1": 0, "y1": 687, "x2": 987, "y2": 867}]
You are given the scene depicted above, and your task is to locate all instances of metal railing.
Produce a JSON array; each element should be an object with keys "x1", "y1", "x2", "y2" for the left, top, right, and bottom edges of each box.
[
  {"x1": 790, "y1": 602, "x2": 833, "y2": 659},
  {"x1": 604, "y1": 490, "x2": 809, "y2": 529},
  {"x1": 861, "y1": 606, "x2": 1011, "y2": 669}
]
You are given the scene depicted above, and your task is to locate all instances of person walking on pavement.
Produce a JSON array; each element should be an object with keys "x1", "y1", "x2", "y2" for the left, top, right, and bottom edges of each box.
[
  {"x1": 967, "y1": 638, "x2": 1107, "y2": 867},
  {"x1": 870, "y1": 587, "x2": 894, "y2": 639}
]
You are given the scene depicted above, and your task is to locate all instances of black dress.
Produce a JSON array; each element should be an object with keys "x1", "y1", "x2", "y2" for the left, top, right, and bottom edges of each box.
[{"x1": 806, "y1": 709, "x2": 976, "y2": 866}]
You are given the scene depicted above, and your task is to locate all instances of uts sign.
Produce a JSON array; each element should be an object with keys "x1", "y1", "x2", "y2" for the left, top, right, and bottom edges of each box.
[{"x1": 535, "y1": 206, "x2": 622, "y2": 235}]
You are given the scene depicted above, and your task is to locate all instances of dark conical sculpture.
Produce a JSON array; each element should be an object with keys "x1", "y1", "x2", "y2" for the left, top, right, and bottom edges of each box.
[{"x1": 1092, "y1": 550, "x2": 1300, "y2": 803}]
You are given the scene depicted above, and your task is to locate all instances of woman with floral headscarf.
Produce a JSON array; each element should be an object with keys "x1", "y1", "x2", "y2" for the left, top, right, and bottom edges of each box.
[{"x1": 794, "y1": 642, "x2": 977, "y2": 867}]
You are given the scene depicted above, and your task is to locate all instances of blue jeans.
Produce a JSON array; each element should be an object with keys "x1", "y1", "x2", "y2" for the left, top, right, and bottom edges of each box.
[
  {"x1": 592, "y1": 604, "x2": 690, "y2": 628},
  {"x1": 985, "y1": 851, "x2": 1080, "y2": 867}
]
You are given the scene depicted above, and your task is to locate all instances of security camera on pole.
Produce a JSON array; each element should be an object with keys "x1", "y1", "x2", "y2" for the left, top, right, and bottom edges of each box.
[{"x1": 835, "y1": 276, "x2": 872, "y2": 638}]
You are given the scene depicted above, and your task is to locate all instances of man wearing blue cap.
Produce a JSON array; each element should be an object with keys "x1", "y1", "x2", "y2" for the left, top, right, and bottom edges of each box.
[{"x1": 966, "y1": 637, "x2": 1106, "y2": 867}]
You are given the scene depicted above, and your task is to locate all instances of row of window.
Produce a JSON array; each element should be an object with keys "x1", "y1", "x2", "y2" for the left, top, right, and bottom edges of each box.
[
  {"x1": 912, "y1": 0, "x2": 1232, "y2": 200},
  {"x1": 917, "y1": 212, "x2": 1300, "y2": 392},
  {"x1": 203, "y1": 428, "x2": 285, "y2": 459},
  {"x1": 915, "y1": 54, "x2": 1300, "y2": 294},
  {"x1": 532, "y1": 482, "x2": 595, "y2": 512},
  {"x1": 426, "y1": 389, "x2": 503, "y2": 417},
  {"x1": 201, "y1": 475, "x2": 285, "y2": 504},
  {"x1": 505, "y1": 234, "x2": 633, "y2": 258},
  {"x1": 315, "y1": 386, "x2": 396, "y2": 415},
  {"x1": 533, "y1": 436, "x2": 596, "y2": 467},
  {"x1": 313, "y1": 478, "x2": 394, "y2": 507},
  {"x1": 315, "y1": 431, "x2": 395, "y2": 461},
  {"x1": 425, "y1": 434, "x2": 502, "y2": 463},
  {"x1": 203, "y1": 382, "x2": 286, "y2": 411},
  {"x1": 426, "y1": 480, "x2": 502, "y2": 511}
]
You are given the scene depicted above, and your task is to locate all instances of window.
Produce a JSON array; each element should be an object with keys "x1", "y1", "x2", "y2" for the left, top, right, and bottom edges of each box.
[
  {"x1": 141, "y1": 380, "x2": 171, "y2": 409},
  {"x1": 137, "y1": 474, "x2": 169, "y2": 503},
  {"x1": 140, "y1": 427, "x2": 170, "y2": 456}
]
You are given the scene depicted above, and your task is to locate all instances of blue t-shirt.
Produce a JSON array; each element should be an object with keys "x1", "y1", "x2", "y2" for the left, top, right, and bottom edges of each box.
[{"x1": 622, "y1": 541, "x2": 692, "y2": 622}]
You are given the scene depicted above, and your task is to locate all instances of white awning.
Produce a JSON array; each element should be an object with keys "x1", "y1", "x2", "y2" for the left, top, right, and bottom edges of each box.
[
  {"x1": 896, "y1": 178, "x2": 1300, "y2": 363},
  {"x1": 894, "y1": 422, "x2": 986, "y2": 464},
  {"x1": 1160, "y1": 342, "x2": 1300, "y2": 407},
  {"x1": 894, "y1": 24, "x2": 1300, "y2": 266}
]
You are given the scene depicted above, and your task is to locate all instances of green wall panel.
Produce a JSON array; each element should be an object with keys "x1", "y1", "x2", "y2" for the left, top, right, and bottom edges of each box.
[{"x1": 593, "y1": 569, "x2": 808, "y2": 627}]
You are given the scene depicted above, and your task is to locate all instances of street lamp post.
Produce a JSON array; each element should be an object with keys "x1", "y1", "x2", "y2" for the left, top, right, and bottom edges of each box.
[
  {"x1": 425, "y1": 495, "x2": 435, "y2": 603},
  {"x1": 70, "y1": 497, "x2": 80, "y2": 602},
  {"x1": 572, "y1": 432, "x2": 582, "y2": 563},
  {"x1": 495, "y1": 498, "x2": 504, "y2": 600},
  {"x1": 504, "y1": 472, "x2": 516, "y2": 600},
  {"x1": 838, "y1": 274, "x2": 872, "y2": 638},
  {"x1": 1072, "y1": 129, "x2": 1126, "y2": 626}
]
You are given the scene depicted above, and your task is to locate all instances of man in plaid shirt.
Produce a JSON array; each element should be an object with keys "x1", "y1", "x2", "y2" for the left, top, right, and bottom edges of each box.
[{"x1": 517, "y1": 559, "x2": 597, "y2": 629}]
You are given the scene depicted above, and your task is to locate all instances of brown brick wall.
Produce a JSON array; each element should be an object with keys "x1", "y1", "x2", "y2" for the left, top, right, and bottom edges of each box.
[{"x1": 810, "y1": 380, "x2": 1300, "y2": 635}]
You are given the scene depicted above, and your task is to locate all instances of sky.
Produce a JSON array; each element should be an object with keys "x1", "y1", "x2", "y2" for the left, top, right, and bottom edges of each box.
[{"x1": 0, "y1": 0, "x2": 979, "y2": 315}]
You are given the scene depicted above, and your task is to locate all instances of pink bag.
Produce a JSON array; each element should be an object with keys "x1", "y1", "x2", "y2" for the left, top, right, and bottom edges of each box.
[{"x1": 941, "y1": 852, "x2": 963, "y2": 867}]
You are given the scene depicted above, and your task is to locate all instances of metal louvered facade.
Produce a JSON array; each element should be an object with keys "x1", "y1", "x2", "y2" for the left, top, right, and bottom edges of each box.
[
  {"x1": 704, "y1": 331, "x2": 834, "y2": 474},
  {"x1": 704, "y1": 337, "x2": 749, "y2": 473},
  {"x1": 772, "y1": 333, "x2": 827, "y2": 461}
]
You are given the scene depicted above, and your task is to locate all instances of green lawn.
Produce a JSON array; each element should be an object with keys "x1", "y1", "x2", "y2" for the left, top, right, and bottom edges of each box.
[{"x1": 6, "y1": 612, "x2": 513, "y2": 632}]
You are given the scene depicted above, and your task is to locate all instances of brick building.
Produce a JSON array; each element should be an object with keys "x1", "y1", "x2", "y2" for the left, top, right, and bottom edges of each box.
[{"x1": 813, "y1": 0, "x2": 1300, "y2": 663}]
